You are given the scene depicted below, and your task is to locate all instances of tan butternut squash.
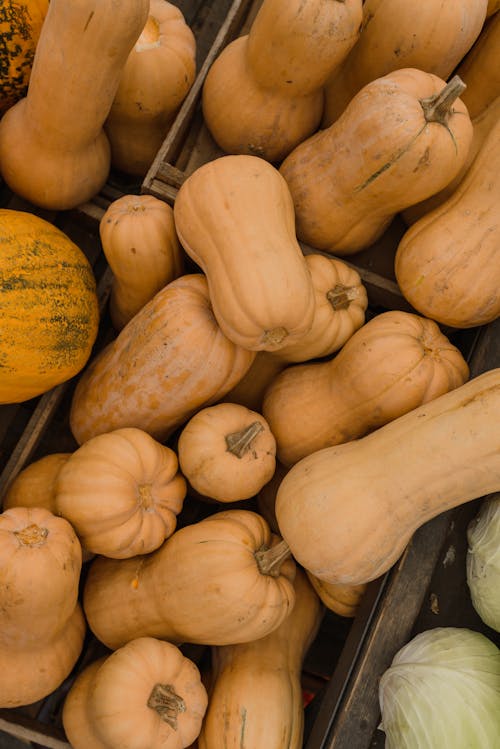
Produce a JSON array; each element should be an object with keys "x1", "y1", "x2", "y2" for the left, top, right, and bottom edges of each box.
[
  {"x1": 455, "y1": 11, "x2": 500, "y2": 120},
  {"x1": 105, "y1": 0, "x2": 196, "y2": 177},
  {"x1": 275, "y1": 368, "x2": 500, "y2": 586},
  {"x1": 322, "y1": 0, "x2": 487, "y2": 127},
  {"x1": 63, "y1": 638, "x2": 208, "y2": 749},
  {"x1": 178, "y1": 403, "x2": 276, "y2": 502},
  {"x1": 173, "y1": 155, "x2": 315, "y2": 351},
  {"x1": 0, "y1": 507, "x2": 85, "y2": 706},
  {"x1": 55, "y1": 428, "x2": 186, "y2": 559},
  {"x1": 305, "y1": 574, "x2": 367, "y2": 618},
  {"x1": 83, "y1": 510, "x2": 295, "y2": 650},
  {"x1": 0, "y1": 0, "x2": 149, "y2": 209},
  {"x1": 263, "y1": 310, "x2": 469, "y2": 466},
  {"x1": 280, "y1": 70, "x2": 473, "y2": 255},
  {"x1": 202, "y1": 0, "x2": 362, "y2": 162},
  {"x1": 69, "y1": 274, "x2": 255, "y2": 445},
  {"x1": 2, "y1": 453, "x2": 70, "y2": 512},
  {"x1": 395, "y1": 117, "x2": 500, "y2": 328},
  {"x1": 100, "y1": 193, "x2": 184, "y2": 330},
  {"x1": 198, "y1": 568, "x2": 323, "y2": 749}
]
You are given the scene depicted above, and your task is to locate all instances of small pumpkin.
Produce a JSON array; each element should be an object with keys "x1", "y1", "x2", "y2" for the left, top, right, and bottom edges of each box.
[
  {"x1": 280, "y1": 70, "x2": 473, "y2": 255},
  {"x1": 0, "y1": 0, "x2": 149, "y2": 209},
  {"x1": 2, "y1": 453, "x2": 70, "y2": 512},
  {"x1": 198, "y1": 568, "x2": 323, "y2": 749},
  {"x1": 202, "y1": 0, "x2": 363, "y2": 162},
  {"x1": 69, "y1": 274, "x2": 255, "y2": 445},
  {"x1": 262, "y1": 310, "x2": 469, "y2": 466},
  {"x1": 99, "y1": 193, "x2": 184, "y2": 330},
  {"x1": 0, "y1": 506, "x2": 85, "y2": 707},
  {"x1": 0, "y1": 0, "x2": 49, "y2": 115},
  {"x1": 173, "y1": 155, "x2": 315, "y2": 352},
  {"x1": 0, "y1": 209, "x2": 99, "y2": 404},
  {"x1": 395, "y1": 117, "x2": 500, "y2": 329},
  {"x1": 105, "y1": 0, "x2": 196, "y2": 177},
  {"x1": 83, "y1": 509, "x2": 295, "y2": 650},
  {"x1": 275, "y1": 368, "x2": 500, "y2": 586},
  {"x1": 322, "y1": 0, "x2": 487, "y2": 127},
  {"x1": 55, "y1": 427, "x2": 187, "y2": 559},
  {"x1": 63, "y1": 637, "x2": 208, "y2": 749},
  {"x1": 177, "y1": 403, "x2": 276, "y2": 502}
]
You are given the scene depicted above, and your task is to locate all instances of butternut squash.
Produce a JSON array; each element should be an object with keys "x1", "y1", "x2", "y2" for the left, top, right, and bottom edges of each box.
[
  {"x1": 262, "y1": 310, "x2": 469, "y2": 466},
  {"x1": 0, "y1": 0, "x2": 149, "y2": 209},
  {"x1": 173, "y1": 155, "x2": 315, "y2": 351},
  {"x1": 202, "y1": 0, "x2": 363, "y2": 162},
  {"x1": 83, "y1": 510, "x2": 295, "y2": 649},
  {"x1": 275, "y1": 368, "x2": 500, "y2": 586},
  {"x1": 454, "y1": 11, "x2": 500, "y2": 120},
  {"x1": 322, "y1": 0, "x2": 487, "y2": 127},
  {"x1": 69, "y1": 274, "x2": 255, "y2": 445},
  {"x1": 395, "y1": 117, "x2": 500, "y2": 328},
  {"x1": 198, "y1": 569, "x2": 322, "y2": 749},
  {"x1": 280, "y1": 70, "x2": 473, "y2": 255}
]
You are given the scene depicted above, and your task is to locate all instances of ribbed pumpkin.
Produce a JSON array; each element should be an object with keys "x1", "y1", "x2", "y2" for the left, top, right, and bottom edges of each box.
[
  {"x1": 0, "y1": 209, "x2": 99, "y2": 404},
  {"x1": 0, "y1": 0, "x2": 49, "y2": 115}
]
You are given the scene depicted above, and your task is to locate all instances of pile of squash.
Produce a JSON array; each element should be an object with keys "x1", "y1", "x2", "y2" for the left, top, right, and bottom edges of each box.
[{"x1": 0, "y1": 0, "x2": 499, "y2": 747}]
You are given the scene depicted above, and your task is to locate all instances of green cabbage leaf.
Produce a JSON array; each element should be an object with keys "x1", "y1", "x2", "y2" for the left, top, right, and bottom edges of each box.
[{"x1": 467, "y1": 495, "x2": 500, "y2": 632}]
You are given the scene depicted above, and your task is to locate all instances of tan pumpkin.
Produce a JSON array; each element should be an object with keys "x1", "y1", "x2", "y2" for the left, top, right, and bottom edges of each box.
[
  {"x1": 198, "y1": 568, "x2": 323, "y2": 749},
  {"x1": 69, "y1": 274, "x2": 255, "y2": 445},
  {"x1": 2, "y1": 453, "x2": 70, "y2": 512},
  {"x1": 0, "y1": 0, "x2": 149, "y2": 209},
  {"x1": 0, "y1": 209, "x2": 100, "y2": 405},
  {"x1": 0, "y1": 506, "x2": 85, "y2": 706},
  {"x1": 454, "y1": 11, "x2": 500, "y2": 120},
  {"x1": 401, "y1": 94, "x2": 500, "y2": 225},
  {"x1": 275, "y1": 368, "x2": 500, "y2": 586},
  {"x1": 221, "y1": 253, "x2": 368, "y2": 410},
  {"x1": 305, "y1": 573, "x2": 367, "y2": 618},
  {"x1": 83, "y1": 509, "x2": 295, "y2": 649},
  {"x1": 322, "y1": 0, "x2": 487, "y2": 127},
  {"x1": 262, "y1": 310, "x2": 469, "y2": 466},
  {"x1": 0, "y1": 0, "x2": 49, "y2": 115},
  {"x1": 280, "y1": 69, "x2": 473, "y2": 255},
  {"x1": 173, "y1": 155, "x2": 315, "y2": 352},
  {"x1": 63, "y1": 637, "x2": 208, "y2": 749},
  {"x1": 395, "y1": 117, "x2": 500, "y2": 329},
  {"x1": 202, "y1": 0, "x2": 362, "y2": 162},
  {"x1": 55, "y1": 428, "x2": 186, "y2": 559},
  {"x1": 105, "y1": 0, "x2": 196, "y2": 177},
  {"x1": 177, "y1": 403, "x2": 276, "y2": 503},
  {"x1": 99, "y1": 193, "x2": 184, "y2": 330}
]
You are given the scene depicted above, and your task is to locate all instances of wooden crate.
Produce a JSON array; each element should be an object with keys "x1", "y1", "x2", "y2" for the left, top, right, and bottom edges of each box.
[{"x1": 0, "y1": 1, "x2": 498, "y2": 747}]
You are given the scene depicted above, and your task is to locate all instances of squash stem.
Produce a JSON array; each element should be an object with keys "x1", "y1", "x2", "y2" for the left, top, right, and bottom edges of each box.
[
  {"x1": 327, "y1": 284, "x2": 359, "y2": 311},
  {"x1": 255, "y1": 539, "x2": 292, "y2": 577},
  {"x1": 147, "y1": 683, "x2": 186, "y2": 729},
  {"x1": 420, "y1": 75, "x2": 467, "y2": 125},
  {"x1": 225, "y1": 421, "x2": 264, "y2": 458}
]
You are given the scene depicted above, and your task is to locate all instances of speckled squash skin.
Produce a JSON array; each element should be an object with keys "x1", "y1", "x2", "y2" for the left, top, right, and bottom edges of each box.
[
  {"x1": 0, "y1": 0, "x2": 49, "y2": 116},
  {"x1": 0, "y1": 209, "x2": 99, "y2": 404}
]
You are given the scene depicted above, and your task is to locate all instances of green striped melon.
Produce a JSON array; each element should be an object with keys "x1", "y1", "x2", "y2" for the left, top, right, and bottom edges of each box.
[{"x1": 0, "y1": 208, "x2": 99, "y2": 403}]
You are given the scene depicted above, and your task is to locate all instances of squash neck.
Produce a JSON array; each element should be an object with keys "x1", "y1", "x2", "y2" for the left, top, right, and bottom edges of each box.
[
  {"x1": 255, "y1": 539, "x2": 291, "y2": 577},
  {"x1": 147, "y1": 683, "x2": 186, "y2": 729},
  {"x1": 225, "y1": 421, "x2": 264, "y2": 458}
]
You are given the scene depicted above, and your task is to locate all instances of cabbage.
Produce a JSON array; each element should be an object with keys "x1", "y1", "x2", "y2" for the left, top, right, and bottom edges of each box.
[
  {"x1": 467, "y1": 495, "x2": 500, "y2": 632},
  {"x1": 378, "y1": 627, "x2": 500, "y2": 748}
]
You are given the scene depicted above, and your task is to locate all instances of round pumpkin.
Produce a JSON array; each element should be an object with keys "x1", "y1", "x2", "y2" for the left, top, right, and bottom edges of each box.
[
  {"x1": 2, "y1": 453, "x2": 70, "y2": 513},
  {"x1": 0, "y1": 0, "x2": 49, "y2": 116},
  {"x1": 0, "y1": 209, "x2": 99, "y2": 404}
]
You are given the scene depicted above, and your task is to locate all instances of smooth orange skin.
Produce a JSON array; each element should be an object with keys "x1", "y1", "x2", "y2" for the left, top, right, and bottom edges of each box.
[
  {"x1": 83, "y1": 510, "x2": 296, "y2": 650},
  {"x1": 198, "y1": 569, "x2": 322, "y2": 749},
  {"x1": 280, "y1": 69, "x2": 473, "y2": 255},
  {"x1": 305, "y1": 574, "x2": 367, "y2": 618},
  {"x1": 395, "y1": 117, "x2": 500, "y2": 328},
  {"x1": 105, "y1": 0, "x2": 196, "y2": 176},
  {"x1": 322, "y1": 0, "x2": 487, "y2": 127},
  {"x1": 100, "y1": 193, "x2": 184, "y2": 330},
  {"x1": 2, "y1": 453, "x2": 70, "y2": 513},
  {"x1": 63, "y1": 638, "x2": 208, "y2": 749},
  {"x1": 275, "y1": 369, "x2": 500, "y2": 586},
  {"x1": 455, "y1": 11, "x2": 500, "y2": 120},
  {"x1": 263, "y1": 310, "x2": 469, "y2": 467},
  {"x1": 69, "y1": 274, "x2": 255, "y2": 445}
]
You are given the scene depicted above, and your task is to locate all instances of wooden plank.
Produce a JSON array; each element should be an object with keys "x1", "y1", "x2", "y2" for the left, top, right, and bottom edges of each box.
[{"x1": 0, "y1": 715, "x2": 69, "y2": 749}]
